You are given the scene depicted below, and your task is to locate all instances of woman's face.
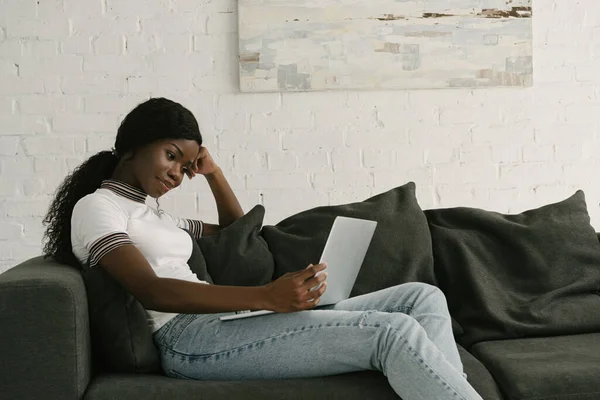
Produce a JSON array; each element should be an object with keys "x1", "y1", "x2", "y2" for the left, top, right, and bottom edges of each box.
[{"x1": 129, "y1": 138, "x2": 201, "y2": 198}]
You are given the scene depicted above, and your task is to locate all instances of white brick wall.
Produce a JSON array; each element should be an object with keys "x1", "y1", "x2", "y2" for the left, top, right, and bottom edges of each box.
[{"x1": 1, "y1": 0, "x2": 599, "y2": 272}]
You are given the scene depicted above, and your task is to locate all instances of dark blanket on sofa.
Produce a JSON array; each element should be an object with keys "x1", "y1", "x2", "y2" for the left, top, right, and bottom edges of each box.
[{"x1": 425, "y1": 191, "x2": 600, "y2": 348}]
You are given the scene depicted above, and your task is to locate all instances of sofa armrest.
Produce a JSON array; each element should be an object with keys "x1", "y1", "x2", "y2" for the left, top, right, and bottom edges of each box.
[{"x1": 0, "y1": 256, "x2": 92, "y2": 400}]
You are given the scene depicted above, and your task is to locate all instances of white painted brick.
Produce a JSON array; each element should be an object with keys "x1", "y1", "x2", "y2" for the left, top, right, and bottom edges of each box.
[
  {"x1": 247, "y1": 172, "x2": 309, "y2": 190},
  {"x1": 0, "y1": 115, "x2": 49, "y2": 134},
  {"x1": 215, "y1": 112, "x2": 249, "y2": 132},
  {"x1": 0, "y1": 222, "x2": 23, "y2": 240},
  {"x1": 296, "y1": 151, "x2": 330, "y2": 172},
  {"x1": 471, "y1": 125, "x2": 534, "y2": 145},
  {"x1": 331, "y1": 148, "x2": 363, "y2": 172},
  {"x1": 1, "y1": 156, "x2": 36, "y2": 178},
  {"x1": 328, "y1": 187, "x2": 374, "y2": 206},
  {"x1": 564, "y1": 104, "x2": 600, "y2": 124},
  {"x1": 61, "y1": 36, "x2": 93, "y2": 55},
  {"x1": 141, "y1": 14, "x2": 207, "y2": 35},
  {"x1": 147, "y1": 53, "x2": 212, "y2": 76},
  {"x1": 575, "y1": 66, "x2": 600, "y2": 83},
  {"x1": 313, "y1": 172, "x2": 372, "y2": 190},
  {"x1": 436, "y1": 185, "x2": 476, "y2": 208},
  {"x1": 84, "y1": 95, "x2": 139, "y2": 113},
  {"x1": 1, "y1": 0, "x2": 36, "y2": 17},
  {"x1": 425, "y1": 147, "x2": 455, "y2": 164},
  {"x1": 22, "y1": 136, "x2": 85, "y2": 156},
  {"x1": 72, "y1": 16, "x2": 140, "y2": 35},
  {"x1": 363, "y1": 149, "x2": 395, "y2": 169},
  {"x1": 459, "y1": 145, "x2": 493, "y2": 164},
  {"x1": 282, "y1": 129, "x2": 343, "y2": 151},
  {"x1": 233, "y1": 152, "x2": 266, "y2": 174},
  {"x1": 346, "y1": 128, "x2": 407, "y2": 150},
  {"x1": 18, "y1": 55, "x2": 82, "y2": 77},
  {"x1": 219, "y1": 93, "x2": 281, "y2": 115},
  {"x1": 35, "y1": 0, "x2": 64, "y2": 19},
  {"x1": 500, "y1": 163, "x2": 563, "y2": 185},
  {"x1": 92, "y1": 35, "x2": 124, "y2": 55},
  {"x1": 125, "y1": 34, "x2": 160, "y2": 55},
  {"x1": 0, "y1": 243, "x2": 12, "y2": 260},
  {"x1": 261, "y1": 188, "x2": 329, "y2": 225},
  {"x1": 0, "y1": 60, "x2": 17, "y2": 76},
  {"x1": 554, "y1": 144, "x2": 583, "y2": 162},
  {"x1": 265, "y1": 151, "x2": 296, "y2": 172},
  {"x1": 374, "y1": 167, "x2": 433, "y2": 190},
  {"x1": 86, "y1": 135, "x2": 116, "y2": 154},
  {"x1": 281, "y1": 92, "x2": 345, "y2": 113},
  {"x1": 409, "y1": 126, "x2": 471, "y2": 147},
  {"x1": 491, "y1": 145, "x2": 522, "y2": 164},
  {"x1": 564, "y1": 163, "x2": 599, "y2": 185},
  {"x1": 0, "y1": 178, "x2": 19, "y2": 196},
  {"x1": 21, "y1": 39, "x2": 59, "y2": 56},
  {"x1": 314, "y1": 107, "x2": 378, "y2": 131},
  {"x1": 0, "y1": 78, "x2": 45, "y2": 94},
  {"x1": 6, "y1": 18, "x2": 69, "y2": 39},
  {"x1": 52, "y1": 114, "x2": 118, "y2": 133},
  {"x1": 206, "y1": 12, "x2": 237, "y2": 34},
  {"x1": 158, "y1": 34, "x2": 193, "y2": 54},
  {"x1": 0, "y1": 39, "x2": 22, "y2": 58},
  {"x1": 0, "y1": 98, "x2": 15, "y2": 114},
  {"x1": 377, "y1": 105, "x2": 439, "y2": 130},
  {"x1": 252, "y1": 111, "x2": 312, "y2": 131},
  {"x1": 22, "y1": 176, "x2": 63, "y2": 196},
  {"x1": 12, "y1": 245, "x2": 42, "y2": 261},
  {"x1": 18, "y1": 95, "x2": 83, "y2": 114},
  {"x1": 83, "y1": 55, "x2": 146, "y2": 74},
  {"x1": 534, "y1": 123, "x2": 596, "y2": 145},
  {"x1": 33, "y1": 156, "x2": 66, "y2": 176},
  {"x1": 64, "y1": 0, "x2": 104, "y2": 16},
  {"x1": 535, "y1": 65, "x2": 574, "y2": 83},
  {"x1": 5, "y1": 199, "x2": 50, "y2": 217},
  {"x1": 394, "y1": 146, "x2": 425, "y2": 169},
  {"x1": 440, "y1": 107, "x2": 502, "y2": 126},
  {"x1": 522, "y1": 145, "x2": 554, "y2": 163},
  {"x1": 436, "y1": 164, "x2": 497, "y2": 184},
  {"x1": 62, "y1": 73, "x2": 125, "y2": 94},
  {"x1": 0, "y1": 137, "x2": 20, "y2": 156}
]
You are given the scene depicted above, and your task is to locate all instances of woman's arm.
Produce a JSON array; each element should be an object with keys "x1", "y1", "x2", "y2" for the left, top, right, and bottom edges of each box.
[
  {"x1": 205, "y1": 167, "x2": 243, "y2": 229},
  {"x1": 99, "y1": 244, "x2": 328, "y2": 314},
  {"x1": 194, "y1": 147, "x2": 244, "y2": 233}
]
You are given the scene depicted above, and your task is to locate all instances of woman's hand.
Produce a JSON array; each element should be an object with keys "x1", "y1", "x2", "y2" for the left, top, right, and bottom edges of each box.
[
  {"x1": 261, "y1": 263, "x2": 328, "y2": 313},
  {"x1": 188, "y1": 146, "x2": 220, "y2": 179}
]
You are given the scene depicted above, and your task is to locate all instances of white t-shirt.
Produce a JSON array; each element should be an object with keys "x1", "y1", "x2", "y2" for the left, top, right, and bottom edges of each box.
[{"x1": 71, "y1": 179, "x2": 208, "y2": 333}]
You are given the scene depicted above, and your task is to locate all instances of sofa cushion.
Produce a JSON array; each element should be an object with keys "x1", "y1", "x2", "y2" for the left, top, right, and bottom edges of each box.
[
  {"x1": 197, "y1": 204, "x2": 274, "y2": 287},
  {"x1": 81, "y1": 229, "x2": 208, "y2": 374},
  {"x1": 425, "y1": 190, "x2": 600, "y2": 348},
  {"x1": 262, "y1": 182, "x2": 436, "y2": 297},
  {"x1": 471, "y1": 333, "x2": 600, "y2": 400}
]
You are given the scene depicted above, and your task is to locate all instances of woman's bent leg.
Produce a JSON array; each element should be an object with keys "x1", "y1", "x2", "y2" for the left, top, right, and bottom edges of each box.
[
  {"x1": 154, "y1": 309, "x2": 482, "y2": 400},
  {"x1": 324, "y1": 282, "x2": 463, "y2": 374}
]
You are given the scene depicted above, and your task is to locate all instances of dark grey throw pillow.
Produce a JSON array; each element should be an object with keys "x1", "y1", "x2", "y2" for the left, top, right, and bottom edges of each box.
[
  {"x1": 261, "y1": 182, "x2": 437, "y2": 297},
  {"x1": 197, "y1": 204, "x2": 274, "y2": 287},
  {"x1": 80, "y1": 229, "x2": 207, "y2": 374},
  {"x1": 425, "y1": 190, "x2": 600, "y2": 349}
]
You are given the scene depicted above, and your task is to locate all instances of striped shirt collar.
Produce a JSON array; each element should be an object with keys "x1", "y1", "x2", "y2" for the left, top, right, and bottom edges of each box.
[{"x1": 100, "y1": 179, "x2": 147, "y2": 204}]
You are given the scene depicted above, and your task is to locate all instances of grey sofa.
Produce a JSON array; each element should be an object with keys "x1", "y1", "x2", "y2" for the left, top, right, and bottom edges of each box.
[{"x1": 2, "y1": 254, "x2": 600, "y2": 400}]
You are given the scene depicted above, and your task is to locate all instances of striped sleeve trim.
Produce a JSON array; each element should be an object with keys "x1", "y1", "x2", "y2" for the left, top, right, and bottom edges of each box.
[
  {"x1": 185, "y1": 219, "x2": 204, "y2": 240},
  {"x1": 88, "y1": 232, "x2": 133, "y2": 267}
]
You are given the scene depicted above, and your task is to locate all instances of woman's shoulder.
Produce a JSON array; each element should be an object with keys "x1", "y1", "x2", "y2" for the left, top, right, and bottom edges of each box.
[{"x1": 73, "y1": 190, "x2": 125, "y2": 216}]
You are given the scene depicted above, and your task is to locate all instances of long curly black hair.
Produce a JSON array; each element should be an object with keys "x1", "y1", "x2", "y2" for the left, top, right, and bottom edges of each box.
[{"x1": 42, "y1": 97, "x2": 203, "y2": 267}]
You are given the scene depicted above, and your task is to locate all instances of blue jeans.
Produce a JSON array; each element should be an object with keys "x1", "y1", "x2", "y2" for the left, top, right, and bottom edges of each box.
[{"x1": 153, "y1": 282, "x2": 483, "y2": 400}]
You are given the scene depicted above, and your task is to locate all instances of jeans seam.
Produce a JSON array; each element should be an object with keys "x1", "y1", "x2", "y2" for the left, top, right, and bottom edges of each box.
[
  {"x1": 388, "y1": 325, "x2": 466, "y2": 400},
  {"x1": 165, "y1": 320, "x2": 382, "y2": 360}
]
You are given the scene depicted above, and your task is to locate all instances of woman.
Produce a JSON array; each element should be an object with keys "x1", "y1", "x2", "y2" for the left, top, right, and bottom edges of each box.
[{"x1": 43, "y1": 97, "x2": 482, "y2": 400}]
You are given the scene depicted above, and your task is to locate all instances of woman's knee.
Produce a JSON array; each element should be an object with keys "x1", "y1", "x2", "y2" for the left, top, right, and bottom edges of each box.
[{"x1": 402, "y1": 282, "x2": 448, "y2": 308}]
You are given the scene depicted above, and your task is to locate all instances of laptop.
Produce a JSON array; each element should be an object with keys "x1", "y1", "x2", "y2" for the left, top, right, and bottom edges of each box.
[{"x1": 219, "y1": 216, "x2": 378, "y2": 321}]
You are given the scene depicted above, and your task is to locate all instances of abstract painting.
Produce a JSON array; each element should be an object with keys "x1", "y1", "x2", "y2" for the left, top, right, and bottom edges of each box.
[{"x1": 238, "y1": 0, "x2": 533, "y2": 92}]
